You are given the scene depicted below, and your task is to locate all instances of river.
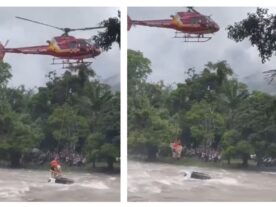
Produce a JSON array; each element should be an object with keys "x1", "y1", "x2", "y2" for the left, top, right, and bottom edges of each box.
[
  {"x1": 0, "y1": 168, "x2": 120, "y2": 201},
  {"x1": 128, "y1": 160, "x2": 276, "y2": 201}
]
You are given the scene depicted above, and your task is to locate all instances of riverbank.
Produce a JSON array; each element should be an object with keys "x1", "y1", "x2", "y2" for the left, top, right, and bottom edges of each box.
[
  {"x1": 0, "y1": 161, "x2": 120, "y2": 174},
  {"x1": 129, "y1": 155, "x2": 276, "y2": 172}
]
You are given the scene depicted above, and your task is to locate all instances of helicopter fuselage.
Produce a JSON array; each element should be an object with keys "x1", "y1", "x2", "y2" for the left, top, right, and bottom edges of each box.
[
  {"x1": 128, "y1": 11, "x2": 220, "y2": 35},
  {"x1": 1, "y1": 36, "x2": 101, "y2": 60}
]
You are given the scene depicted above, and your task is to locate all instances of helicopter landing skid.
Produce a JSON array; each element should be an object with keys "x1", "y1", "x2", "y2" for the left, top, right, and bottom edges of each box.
[
  {"x1": 51, "y1": 58, "x2": 92, "y2": 69},
  {"x1": 174, "y1": 32, "x2": 212, "y2": 42}
]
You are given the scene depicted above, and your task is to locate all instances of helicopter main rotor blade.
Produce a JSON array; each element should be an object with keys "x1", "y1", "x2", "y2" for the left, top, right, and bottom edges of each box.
[
  {"x1": 16, "y1": 16, "x2": 64, "y2": 31},
  {"x1": 16, "y1": 16, "x2": 107, "y2": 35},
  {"x1": 69, "y1": 26, "x2": 107, "y2": 31}
]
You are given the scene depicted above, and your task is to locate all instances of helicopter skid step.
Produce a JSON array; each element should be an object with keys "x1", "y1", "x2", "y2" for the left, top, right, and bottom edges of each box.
[
  {"x1": 51, "y1": 58, "x2": 92, "y2": 69},
  {"x1": 174, "y1": 32, "x2": 212, "y2": 42}
]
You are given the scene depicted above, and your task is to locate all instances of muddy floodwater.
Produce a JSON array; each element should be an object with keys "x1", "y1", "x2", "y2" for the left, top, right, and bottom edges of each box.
[
  {"x1": 0, "y1": 168, "x2": 120, "y2": 201},
  {"x1": 128, "y1": 160, "x2": 276, "y2": 201}
]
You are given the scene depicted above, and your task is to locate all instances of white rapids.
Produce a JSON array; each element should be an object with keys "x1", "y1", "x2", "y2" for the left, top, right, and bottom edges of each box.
[
  {"x1": 0, "y1": 168, "x2": 120, "y2": 201},
  {"x1": 128, "y1": 160, "x2": 276, "y2": 201}
]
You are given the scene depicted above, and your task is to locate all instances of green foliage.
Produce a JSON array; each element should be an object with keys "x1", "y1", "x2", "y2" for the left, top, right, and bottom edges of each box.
[
  {"x1": 0, "y1": 62, "x2": 42, "y2": 167},
  {"x1": 128, "y1": 50, "x2": 276, "y2": 167},
  {"x1": 100, "y1": 143, "x2": 119, "y2": 169},
  {"x1": 128, "y1": 97, "x2": 179, "y2": 159},
  {"x1": 227, "y1": 8, "x2": 276, "y2": 63},
  {"x1": 0, "y1": 108, "x2": 41, "y2": 167},
  {"x1": 47, "y1": 104, "x2": 89, "y2": 150},
  {"x1": 186, "y1": 100, "x2": 224, "y2": 151},
  {"x1": 93, "y1": 11, "x2": 120, "y2": 51},
  {"x1": 267, "y1": 143, "x2": 276, "y2": 158},
  {"x1": 221, "y1": 130, "x2": 240, "y2": 147},
  {"x1": 236, "y1": 140, "x2": 254, "y2": 157},
  {"x1": 0, "y1": 61, "x2": 12, "y2": 87},
  {"x1": 0, "y1": 61, "x2": 120, "y2": 169},
  {"x1": 85, "y1": 132, "x2": 104, "y2": 165},
  {"x1": 128, "y1": 49, "x2": 152, "y2": 97},
  {"x1": 221, "y1": 146, "x2": 236, "y2": 162}
]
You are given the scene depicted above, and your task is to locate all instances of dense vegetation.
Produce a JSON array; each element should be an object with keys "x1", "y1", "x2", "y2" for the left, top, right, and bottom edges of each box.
[
  {"x1": 0, "y1": 62, "x2": 120, "y2": 170},
  {"x1": 128, "y1": 49, "x2": 276, "y2": 167}
]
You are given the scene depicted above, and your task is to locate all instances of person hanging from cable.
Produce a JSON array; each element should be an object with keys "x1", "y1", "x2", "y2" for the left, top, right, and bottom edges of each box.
[
  {"x1": 176, "y1": 138, "x2": 183, "y2": 159},
  {"x1": 171, "y1": 137, "x2": 183, "y2": 160},
  {"x1": 171, "y1": 138, "x2": 177, "y2": 159}
]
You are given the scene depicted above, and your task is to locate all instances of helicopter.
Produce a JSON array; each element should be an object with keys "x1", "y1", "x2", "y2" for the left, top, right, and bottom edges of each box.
[
  {"x1": 128, "y1": 7, "x2": 220, "y2": 42},
  {"x1": 0, "y1": 16, "x2": 105, "y2": 67}
]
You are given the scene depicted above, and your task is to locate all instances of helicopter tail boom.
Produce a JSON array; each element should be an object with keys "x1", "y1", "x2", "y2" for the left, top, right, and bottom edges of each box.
[{"x1": 127, "y1": 16, "x2": 132, "y2": 31}]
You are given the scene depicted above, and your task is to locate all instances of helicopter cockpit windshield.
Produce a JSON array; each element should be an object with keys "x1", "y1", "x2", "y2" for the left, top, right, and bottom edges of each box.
[
  {"x1": 205, "y1": 16, "x2": 215, "y2": 24},
  {"x1": 78, "y1": 39, "x2": 91, "y2": 47},
  {"x1": 85, "y1": 40, "x2": 92, "y2": 45}
]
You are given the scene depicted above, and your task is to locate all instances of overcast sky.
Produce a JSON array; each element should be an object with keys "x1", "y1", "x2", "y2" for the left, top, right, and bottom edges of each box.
[
  {"x1": 0, "y1": 7, "x2": 120, "y2": 89},
  {"x1": 128, "y1": 7, "x2": 276, "y2": 94}
]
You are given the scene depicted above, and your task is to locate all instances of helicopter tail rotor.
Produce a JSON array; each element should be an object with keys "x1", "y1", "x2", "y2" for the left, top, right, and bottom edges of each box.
[
  {"x1": 0, "y1": 42, "x2": 6, "y2": 60},
  {"x1": 127, "y1": 16, "x2": 132, "y2": 31}
]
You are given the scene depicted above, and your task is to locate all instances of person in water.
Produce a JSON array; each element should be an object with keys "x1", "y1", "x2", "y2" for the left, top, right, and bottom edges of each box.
[{"x1": 50, "y1": 158, "x2": 62, "y2": 178}]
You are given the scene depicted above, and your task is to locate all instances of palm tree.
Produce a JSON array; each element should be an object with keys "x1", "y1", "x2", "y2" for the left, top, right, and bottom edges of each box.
[{"x1": 219, "y1": 79, "x2": 249, "y2": 128}]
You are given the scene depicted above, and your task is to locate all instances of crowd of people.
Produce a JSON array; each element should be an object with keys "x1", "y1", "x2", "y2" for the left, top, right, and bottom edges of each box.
[
  {"x1": 185, "y1": 148, "x2": 221, "y2": 162},
  {"x1": 26, "y1": 148, "x2": 87, "y2": 167},
  {"x1": 169, "y1": 138, "x2": 221, "y2": 162},
  {"x1": 47, "y1": 150, "x2": 87, "y2": 166}
]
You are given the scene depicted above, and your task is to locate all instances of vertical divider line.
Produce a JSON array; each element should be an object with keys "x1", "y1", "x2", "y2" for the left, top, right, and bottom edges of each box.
[{"x1": 120, "y1": 4, "x2": 128, "y2": 203}]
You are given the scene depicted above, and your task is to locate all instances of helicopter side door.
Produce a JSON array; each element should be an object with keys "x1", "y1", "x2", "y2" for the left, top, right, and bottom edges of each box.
[
  {"x1": 190, "y1": 17, "x2": 201, "y2": 25},
  {"x1": 68, "y1": 41, "x2": 78, "y2": 53},
  {"x1": 79, "y1": 40, "x2": 90, "y2": 53}
]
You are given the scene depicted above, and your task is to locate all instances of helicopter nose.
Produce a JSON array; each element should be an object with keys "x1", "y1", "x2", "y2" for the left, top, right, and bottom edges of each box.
[
  {"x1": 95, "y1": 47, "x2": 101, "y2": 55},
  {"x1": 91, "y1": 46, "x2": 101, "y2": 56},
  {"x1": 213, "y1": 22, "x2": 220, "y2": 32}
]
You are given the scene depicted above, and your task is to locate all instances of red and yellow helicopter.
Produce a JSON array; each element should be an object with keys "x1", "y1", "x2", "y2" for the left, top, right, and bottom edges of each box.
[
  {"x1": 128, "y1": 7, "x2": 220, "y2": 42},
  {"x1": 0, "y1": 16, "x2": 105, "y2": 67}
]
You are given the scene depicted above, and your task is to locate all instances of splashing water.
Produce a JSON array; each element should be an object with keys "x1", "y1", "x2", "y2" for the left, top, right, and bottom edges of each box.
[
  {"x1": 0, "y1": 168, "x2": 119, "y2": 201},
  {"x1": 128, "y1": 160, "x2": 276, "y2": 201}
]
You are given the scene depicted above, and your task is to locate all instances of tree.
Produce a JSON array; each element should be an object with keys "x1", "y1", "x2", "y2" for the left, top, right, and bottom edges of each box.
[
  {"x1": 47, "y1": 104, "x2": 89, "y2": 151},
  {"x1": 0, "y1": 61, "x2": 41, "y2": 167},
  {"x1": 85, "y1": 132, "x2": 104, "y2": 168},
  {"x1": 204, "y1": 61, "x2": 233, "y2": 87},
  {"x1": 233, "y1": 91, "x2": 276, "y2": 166},
  {"x1": 0, "y1": 61, "x2": 12, "y2": 87},
  {"x1": 93, "y1": 11, "x2": 120, "y2": 51},
  {"x1": 128, "y1": 90, "x2": 179, "y2": 160},
  {"x1": 227, "y1": 8, "x2": 276, "y2": 63},
  {"x1": 128, "y1": 49, "x2": 152, "y2": 97},
  {"x1": 235, "y1": 140, "x2": 254, "y2": 167},
  {"x1": 100, "y1": 143, "x2": 119, "y2": 170},
  {"x1": 0, "y1": 61, "x2": 12, "y2": 111},
  {"x1": 219, "y1": 80, "x2": 249, "y2": 128},
  {"x1": 186, "y1": 100, "x2": 224, "y2": 153},
  {"x1": 221, "y1": 130, "x2": 250, "y2": 165},
  {"x1": 1, "y1": 56, "x2": 120, "y2": 171},
  {"x1": 0, "y1": 103, "x2": 41, "y2": 167}
]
